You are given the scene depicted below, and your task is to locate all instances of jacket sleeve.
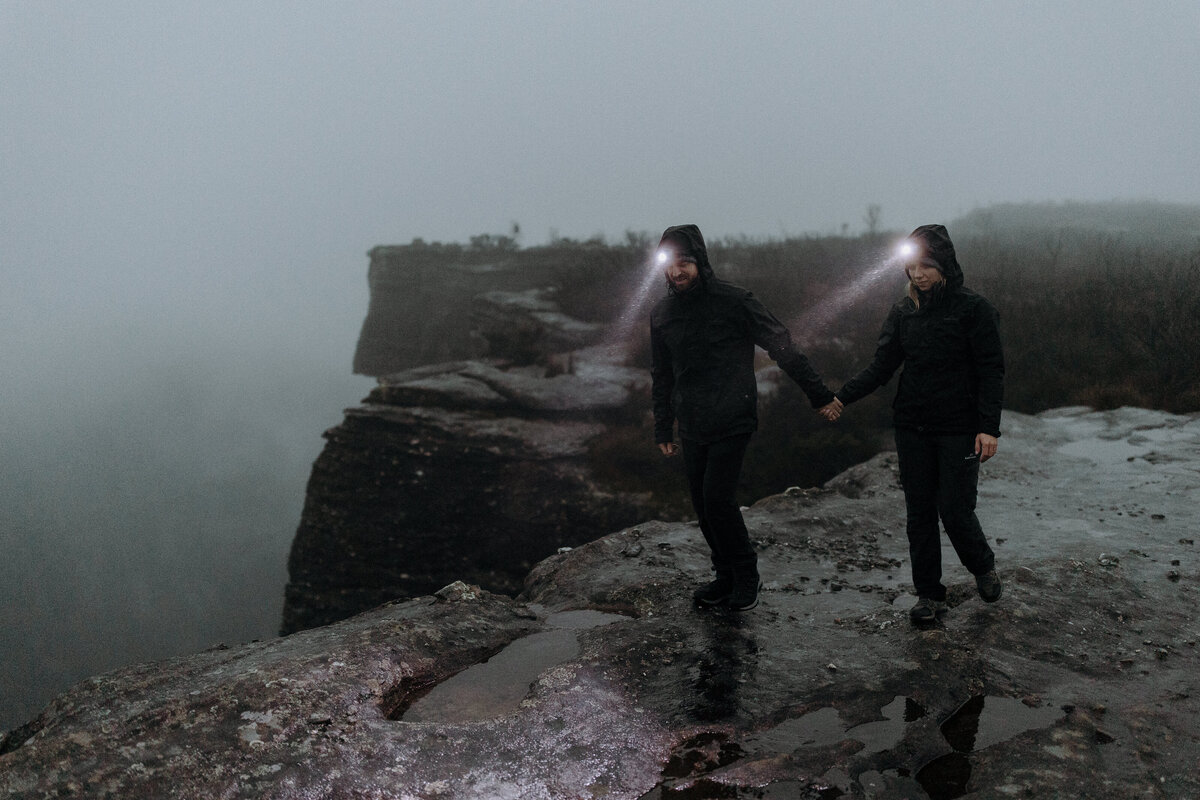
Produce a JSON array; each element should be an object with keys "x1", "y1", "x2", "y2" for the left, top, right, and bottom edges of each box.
[
  {"x1": 968, "y1": 299, "x2": 1005, "y2": 437},
  {"x1": 836, "y1": 305, "x2": 905, "y2": 405},
  {"x1": 744, "y1": 293, "x2": 835, "y2": 408},
  {"x1": 649, "y1": 318, "x2": 675, "y2": 444}
]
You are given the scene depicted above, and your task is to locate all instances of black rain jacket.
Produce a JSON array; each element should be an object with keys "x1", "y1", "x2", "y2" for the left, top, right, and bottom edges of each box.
[
  {"x1": 836, "y1": 224, "x2": 1005, "y2": 437},
  {"x1": 650, "y1": 224, "x2": 834, "y2": 445}
]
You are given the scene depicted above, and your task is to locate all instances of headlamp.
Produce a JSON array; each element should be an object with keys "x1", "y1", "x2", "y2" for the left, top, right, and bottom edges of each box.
[
  {"x1": 655, "y1": 249, "x2": 671, "y2": 266},
  {"x1": 897, "y1": 240, "x2": 917, "y2": 260}
]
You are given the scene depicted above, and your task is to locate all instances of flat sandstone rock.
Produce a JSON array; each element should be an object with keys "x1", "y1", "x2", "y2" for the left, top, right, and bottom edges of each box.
[{"x1": 3, "y1": 407, "x2": 1200, "y2": 799}]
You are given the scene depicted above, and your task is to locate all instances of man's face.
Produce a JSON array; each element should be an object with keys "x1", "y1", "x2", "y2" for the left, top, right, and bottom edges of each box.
[{"x1": 665, "y1": 256, "x2": 700, "y2": 293}]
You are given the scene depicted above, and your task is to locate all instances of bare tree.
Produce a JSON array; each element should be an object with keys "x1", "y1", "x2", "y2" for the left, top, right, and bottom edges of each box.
[{"x1": 863, "y1": 204, "x2": 882, "y2": 236}]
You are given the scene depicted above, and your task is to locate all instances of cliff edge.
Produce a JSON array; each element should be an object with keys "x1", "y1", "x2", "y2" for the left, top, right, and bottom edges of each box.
[{"x1": 4, "y1": 406, "x2": 1199, "y2": 799}]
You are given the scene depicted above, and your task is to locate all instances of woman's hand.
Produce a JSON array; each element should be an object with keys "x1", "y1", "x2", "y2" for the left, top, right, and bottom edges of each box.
[
  {"x1": 818, "y1": 398, "x2": 844, "y2": 421},
  {"x1": 975, "y1": 433, "x2": 998, "y2": 462},
  {"x1": 659, "y1": 442, "x2": 679, "y2": 457}
]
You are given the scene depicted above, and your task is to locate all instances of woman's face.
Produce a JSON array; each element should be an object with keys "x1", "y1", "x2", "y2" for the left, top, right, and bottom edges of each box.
[{"x1": 907, "y1": 260, "x2": 945, "y2": 292}]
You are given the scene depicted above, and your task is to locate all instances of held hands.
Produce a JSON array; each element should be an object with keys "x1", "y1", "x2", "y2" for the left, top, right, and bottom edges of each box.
[
  {"x1": 818, "y1": 397, "x2": 844, "y2": 422},
  {"x1": 659, "y1": 442, "x2": 679, "y2": 457},
  {"x1": 975, "y1": 433, "x2": 998, "y2": 462}
]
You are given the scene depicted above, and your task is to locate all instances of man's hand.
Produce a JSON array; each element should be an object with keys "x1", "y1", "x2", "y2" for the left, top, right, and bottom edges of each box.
[
  {"x1": 659, "y1": 442, "x2": 679, "y2": 457},
  {"x1": 818, "y1": 397, "x2": 844, "y2": 422},
  {"x1": 975, "y1": 433, "x2": 998, "y2": 462}
]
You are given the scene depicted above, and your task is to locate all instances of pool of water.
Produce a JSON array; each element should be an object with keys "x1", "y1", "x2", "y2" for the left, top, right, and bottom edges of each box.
[
  {"x1": 401, "y1": 609, "x2": 629, "y2": 723},
  {"x1": 915, "y1": 695, "x2": 1064, "y2": 799}
]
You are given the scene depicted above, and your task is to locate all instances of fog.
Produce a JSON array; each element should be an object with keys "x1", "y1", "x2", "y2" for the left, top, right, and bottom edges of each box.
[{"x1": 2, "y1": 2, "x2": 1198, "y2": 729}]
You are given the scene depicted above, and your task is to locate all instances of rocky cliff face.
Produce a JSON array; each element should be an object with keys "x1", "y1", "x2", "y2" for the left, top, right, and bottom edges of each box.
[
  {"x1": 5, "y1": 407, "x2": 1200, "y2": 799},
  {"x1": 351, "y1": 243, "x2": 637, "y2": 376},
  {"x1": 351, "y1": 244, "x2": 545, "y2": 375},
  {"x1": 283, "y1": 287, "x2": 674, "y2": 634}
]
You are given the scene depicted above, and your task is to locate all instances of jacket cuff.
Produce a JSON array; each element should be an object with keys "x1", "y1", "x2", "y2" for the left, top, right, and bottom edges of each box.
[{"x1": 808, "y1": 388, "x2": 836, "y2": 408}]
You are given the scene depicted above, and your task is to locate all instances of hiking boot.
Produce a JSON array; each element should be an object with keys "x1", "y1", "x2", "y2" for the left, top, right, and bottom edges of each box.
[
  {"x1": 976, "y1": 569, "x2": 1003, "y2": 603},
  {"x1": 909, "y1": 597, "x2": 946, "y2": 624},
  {"x1": 692, "y1": 572, "x2": 733, "y2": 607},
  {"x1": 727, "y1": 566, "x2": 762, "y2": 611}
]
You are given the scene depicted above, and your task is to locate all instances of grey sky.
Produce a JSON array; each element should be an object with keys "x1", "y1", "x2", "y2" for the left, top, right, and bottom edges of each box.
[{"x1": 3, "y1": 0, "x2": 1199, "y2": 387}]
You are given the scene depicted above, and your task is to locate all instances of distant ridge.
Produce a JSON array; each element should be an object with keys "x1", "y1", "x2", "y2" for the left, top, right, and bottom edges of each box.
[{"x1": 951, "y1": 199, "x2": 1200, "y2": 245}]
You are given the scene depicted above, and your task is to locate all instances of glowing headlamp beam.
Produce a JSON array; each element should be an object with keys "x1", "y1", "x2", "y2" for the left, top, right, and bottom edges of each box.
[{"x1": 791, "y1": 243, "x2": 913, "y2": 345}]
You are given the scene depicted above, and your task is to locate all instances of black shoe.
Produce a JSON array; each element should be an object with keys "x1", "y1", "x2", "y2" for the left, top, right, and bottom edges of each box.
[
  {"x1": 909, "y1": 597, "x2": 947, "y2": 624},
  {"x1": 728, "y1": 582, "x2": 762, "y2": 611},
  {"x1": 976, "y1": 570, "x2": 1002, "y2": 603},
  {"x1": 727, "y1": 567, "x2": 762, "y2": 611},
  {"x1": 692, "y1": 572, "x2": 733, "y2": 607}
]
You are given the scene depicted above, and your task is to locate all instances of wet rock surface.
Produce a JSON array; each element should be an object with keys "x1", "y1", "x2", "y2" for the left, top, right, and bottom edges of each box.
[
  {"x1": 5, "y1": 407, "x2": 1200, "y2": 798},
  {"x1": 282, "y1": 330, "x2": 671, "y2": 635}
]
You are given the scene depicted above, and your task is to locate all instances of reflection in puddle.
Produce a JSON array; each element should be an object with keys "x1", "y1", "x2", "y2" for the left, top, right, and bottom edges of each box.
[
  {"x1": 686, "y1": 616, "x2": 759, "y2": 723},
  {"x1": 400, "y1": 609, "x2": 628, "y2": 723},
  {"x1": 661, "y1": 732, "x2": 745, "y2": 779},
  {"x1": 747, "y1": 695, "x2": 926, "y2": 756},
  {"x1": 945, "y1": 696, "x2": 1060, "y2": 752},
  {"x1": 645, "y1": 692, "x2": 1061, "y2": 798},
  {"x1": 749, "y1": 706, "x2": 847, "y2": 752},
  {"x1": 739, "y1": 694, "x2": 1060, "y2": 799},
  {"x1": 845, "y1": 695, "x2": 927, "y2": 754},
  {"x1": 636, "y1": 732, "x2": 746, "y2": 799},
  {"x1": 915, "y1": 695, "x2": 1063, "y2": 799},
  {"x1": 916, "y1": 751, "x2": 972, "y2": 800},
  {"x1": 545, "y1": 609, "x2": 629, "y2": 629}
]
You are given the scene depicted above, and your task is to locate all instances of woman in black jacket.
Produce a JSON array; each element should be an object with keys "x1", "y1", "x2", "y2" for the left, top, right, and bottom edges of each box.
[{"x1": 829, "y1": 224, "x2": 1005, "y2": 624}]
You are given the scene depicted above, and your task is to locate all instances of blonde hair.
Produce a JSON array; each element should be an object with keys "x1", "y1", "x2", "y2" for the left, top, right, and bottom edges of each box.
[{"x1": 906, "y1": 281, "x2": 922, "y2": 308}]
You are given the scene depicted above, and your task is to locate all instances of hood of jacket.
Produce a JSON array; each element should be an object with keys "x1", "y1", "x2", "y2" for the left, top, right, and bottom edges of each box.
[
  {"x1": 908, "y1": 223, "x2": 964, "y2": 292},
  {"x1": 658, "y1": 224, "x2": 715, "y2": 293}
]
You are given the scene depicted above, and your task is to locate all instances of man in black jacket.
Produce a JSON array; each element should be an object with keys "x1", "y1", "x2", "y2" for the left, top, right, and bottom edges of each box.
[
  {"x1": 650, "y1": 224, "x2": 838, "y2": 611},
  {"x1": 831, "y1": 224, "x2": 1005, "y2": 624}
]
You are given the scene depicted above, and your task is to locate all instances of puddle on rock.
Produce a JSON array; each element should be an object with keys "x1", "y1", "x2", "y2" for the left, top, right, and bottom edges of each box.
[
  {"x1": 400, "y1": 609, "x2": 628, "y2": 723},
  {"x1": 916, "y1": 752, "x2": 972, "y2": 800},
  {"x1": 914, "y1": 695, "x2": 1064, "y2": 800},
  {"x1": 661, "y1": 732, "x2": 746, "y2": 779},
  {"x1": 748, "y1": 706, "x2": 847, "y2": 752},
  {"x1": 544, "y1": 609, "x2": 629, "y2": 629},
  {"x1": 638, "y1": 735, "x2": 848, "y2": 799},
  {"x1": 857, "y1": 768, "x2": 921, "y2": 799},
  {"x1": 747, "y1": 695, "x2": 926, "y2": 757},
  {"x1": 645, "y1": 697, "x2": 924, "y2": 799},
  {"x1": 844, "y1": 695, "x2": 927, "y2": 753},
  {"x1": 941, "y1": 695, "x2": 1062, "y2": 752}
]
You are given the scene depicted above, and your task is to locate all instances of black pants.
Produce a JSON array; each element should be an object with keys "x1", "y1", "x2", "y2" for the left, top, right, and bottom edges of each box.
[
  {"x1": 681, "y1": 434, "x2": 755, "y2": 572},
  {"x1": 894, "y1": 428, "x2": 995, "y2": 601}
]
